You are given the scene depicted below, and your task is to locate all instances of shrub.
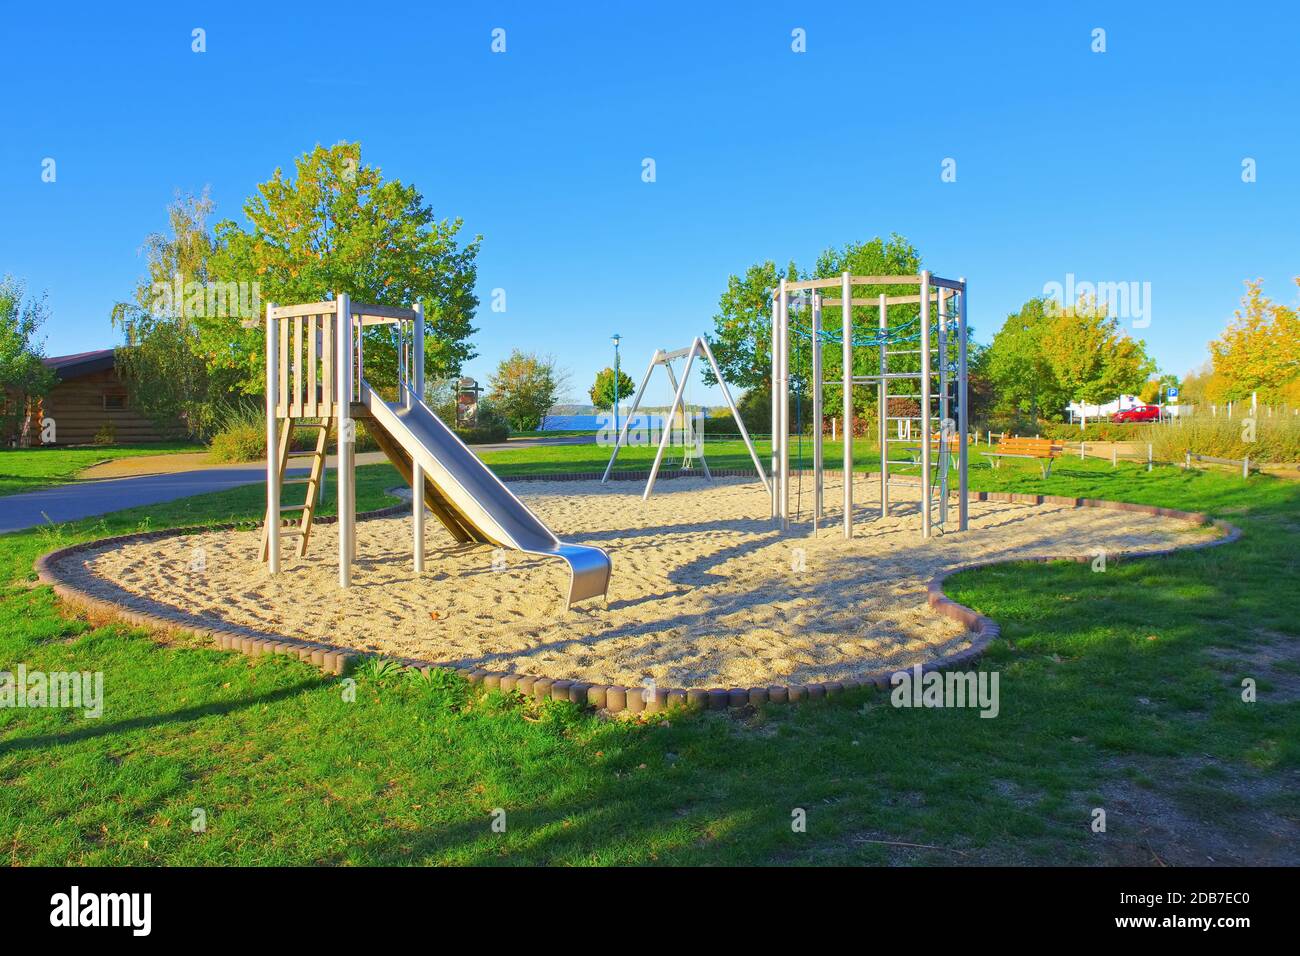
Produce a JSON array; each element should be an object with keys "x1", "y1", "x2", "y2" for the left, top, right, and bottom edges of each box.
[
  {"x1": 455, "y1": 421, "x2": 509, "y2": 444},
  {"x1": 208, "y1": 403, "x2": 378, "y2": 463},
  {"x1": 1143, "y1": 414, "x2": 1300, "y2": 464},
  {"x1": 92, "y1": 421, "x2": 116, "y2": 445},
  {"x1": 1037, "y1": 421, "x2": 1134, "y2": 442}
]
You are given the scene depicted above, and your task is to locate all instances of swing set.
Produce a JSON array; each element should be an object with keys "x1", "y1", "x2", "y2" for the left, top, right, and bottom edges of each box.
[{"x1": 601, "y1": 336, "x2": 770, "y2": 499}]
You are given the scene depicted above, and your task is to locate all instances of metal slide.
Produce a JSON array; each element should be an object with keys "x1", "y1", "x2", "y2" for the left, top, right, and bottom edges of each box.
[{"x1": 360, "y1": 382, "x2": 611, "y2": 609}]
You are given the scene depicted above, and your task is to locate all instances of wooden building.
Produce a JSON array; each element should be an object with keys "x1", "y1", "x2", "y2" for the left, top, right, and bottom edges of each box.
[{"x1": 8, "y1": 349, "x2": 178, "y2": 446}]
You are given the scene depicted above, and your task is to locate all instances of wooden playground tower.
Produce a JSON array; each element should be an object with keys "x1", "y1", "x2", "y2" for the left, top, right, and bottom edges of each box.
[
  {"x1": 261, "y1": 294, "x2": 432, "y2": 586},
  {"x1": 769, "y1": 271, "x2": 970, "y2": 538}
]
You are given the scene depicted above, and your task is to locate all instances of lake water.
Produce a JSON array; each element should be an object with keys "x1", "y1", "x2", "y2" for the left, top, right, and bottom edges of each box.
[{"x1": 540, "y1": 413, "x2": 666, "y2": 431}]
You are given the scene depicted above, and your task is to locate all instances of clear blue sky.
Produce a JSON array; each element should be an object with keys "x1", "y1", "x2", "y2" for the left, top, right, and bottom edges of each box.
[{"x1": 3, "y1": 1, "x2": 1297, "y2": 405}]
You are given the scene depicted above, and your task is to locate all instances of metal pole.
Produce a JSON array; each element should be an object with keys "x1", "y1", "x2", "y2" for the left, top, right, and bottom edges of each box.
[
  {"x1": 878, "y1": 291, "x2": 888, "y2": 520},
  {"x1": 957, "y1": 280, "x2": 969, "y2": 531},
  {"x1": 336, "y1": 293, "x2": 353, "y2": 588},
  {"x1": 778, "y1": 280, "x2": 790, "y2": 531},
  {"x1": 771, "y1": 293, "x2": 780, "y2": 522},
  {"x1": 645, "y1": 344, "x2": 698, "y2": 500},
  {"x1": 841, "y1": 272, "x2": 852, "y2": 538},
  {"x1": 920, "y1": 271, "x2": 932, "y2": 539},
  {"x1": 613, "y1": 341, "x2": 621, "y2": 438},
  {"x1": 412, "y1": 301, "x2": 425, "y2": 573},
  {"x1": 602, "y1": 350, "x2": 658, "y2": 482},
  {"x1": 937, "y1": 288, "x2": 949, "y2": 527},
  {"x1": 700, "y1": 337, "x2": 770, "y2": 494},
  {"x1": 265, "y1": 301, "x2": 280, "y2": 574},
  {"x1": 812, "y1": 292, "x2": 823, "y2": 528}
]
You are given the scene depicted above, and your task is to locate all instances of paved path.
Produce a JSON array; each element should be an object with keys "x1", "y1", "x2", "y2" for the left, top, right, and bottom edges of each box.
[{"x1": 0, "y1": 435, "x2": 598, "y2": 534}]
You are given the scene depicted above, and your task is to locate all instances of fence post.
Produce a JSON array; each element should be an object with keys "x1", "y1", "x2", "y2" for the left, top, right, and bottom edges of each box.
[
  {"x1": 1243, "y1": 455, "x2": 1249, "y2": 479},
  {"x1": 1185, "y1": 450, "x2": 1191, "y2": 470},
  {"x1": 1080, "y1": 441, "x2": 1086, "y2": 460},
  {"x1": 1112, "y1": 446, "x2": 1117, "y2": 468},
  {"x1": 1147, "y1": 442, "x2": 1152, "y2": 473}
]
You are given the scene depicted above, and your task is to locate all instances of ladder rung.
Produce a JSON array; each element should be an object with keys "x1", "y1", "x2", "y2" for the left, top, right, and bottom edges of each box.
[
  {"x1": 282, "y1": 478, "x2": 312, "y2": 484},
  {"x1": 278, "y1": 503, "x2": 307, "y2": 512}
]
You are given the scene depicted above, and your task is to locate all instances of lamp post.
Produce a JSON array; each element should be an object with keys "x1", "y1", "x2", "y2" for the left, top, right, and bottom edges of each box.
[{"x1": 611, "y1": 333, "x2": 622, "y2": 437}]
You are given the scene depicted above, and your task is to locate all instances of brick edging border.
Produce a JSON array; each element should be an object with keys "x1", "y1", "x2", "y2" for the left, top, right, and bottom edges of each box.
[{"x1": 33, "y1": 480, "x2": 1242, "y2": 715}]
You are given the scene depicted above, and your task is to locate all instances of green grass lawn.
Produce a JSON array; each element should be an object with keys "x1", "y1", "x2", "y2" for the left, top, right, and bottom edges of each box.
[
  {"x1": 0, "y1": 448, "x2": 1296, "y2": 865},
  {"x1": 0, "y1": 443, "x2": 205, "y2": 497}
]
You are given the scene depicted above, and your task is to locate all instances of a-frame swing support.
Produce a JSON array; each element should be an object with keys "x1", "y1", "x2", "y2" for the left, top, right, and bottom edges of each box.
[{"x1": 601, "y1": 336, "x2": 770, "y2": 499}]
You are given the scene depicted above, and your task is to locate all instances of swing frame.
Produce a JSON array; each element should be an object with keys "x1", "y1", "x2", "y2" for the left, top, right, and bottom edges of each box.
[{"x1": 600, "y1": 336, "x2": 770, "y2": 500}]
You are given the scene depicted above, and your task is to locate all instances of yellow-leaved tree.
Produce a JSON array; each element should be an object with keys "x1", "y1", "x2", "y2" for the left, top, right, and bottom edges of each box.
[{"x1": 1207, "y1": 279, "x2": 1300, "y2": 404}]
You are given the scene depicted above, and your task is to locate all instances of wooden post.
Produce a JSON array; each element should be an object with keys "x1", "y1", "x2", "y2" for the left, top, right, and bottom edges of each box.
[
  {"x1": 1147, "y1": 442, "x2": 1152, "y2": 472},
  {"x1": 265, "y1": 301, "x2": 280, "y2": 574}
]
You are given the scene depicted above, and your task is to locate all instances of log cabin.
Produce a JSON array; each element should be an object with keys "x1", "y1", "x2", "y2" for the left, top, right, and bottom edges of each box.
[{"x1": 6, "y1": 349, "x2": 180, "y2": 446}]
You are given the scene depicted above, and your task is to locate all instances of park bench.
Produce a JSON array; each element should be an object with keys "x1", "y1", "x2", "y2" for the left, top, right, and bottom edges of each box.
[{"x1": 980, "y1": 436, "x2": 1064, "y2": 478}]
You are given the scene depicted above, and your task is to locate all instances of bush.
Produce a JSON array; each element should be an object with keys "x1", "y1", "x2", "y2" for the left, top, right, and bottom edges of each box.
[
  {"x1": 1143, "y1": 414, "x2": 1300, "y2": 464},
  {"x1": 454, "y1": 421, "x2": 509, "y2": 444},
  {"x1": 92, "y1": 421, "x2": 116, "y2": 445},
  {"x1": 208, "y1": 404, "x2": 378, "y2": 463},
  {"x1": 1037, "y1": 421, "x2": 1135, "y2": 442}
]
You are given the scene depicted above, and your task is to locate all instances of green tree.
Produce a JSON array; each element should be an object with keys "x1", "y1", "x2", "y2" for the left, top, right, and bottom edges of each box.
[
  {"x1": 588, "y1": 366, "x2": 635, "y2": 410},
  {"x1": 488, "y1": 350, "x2": 568, "y2": 431},
  {"x1": 707, "y1": 236, "x2": 926, "y2": 427},
  {"x1": 1207, "y1": 278, "x2": 1300, "y2": 404},
  {"x1": 0, "y1": 276, "x2": 56, "y2": 442},
  {"x1": 987, "y1": 295, "x2": 1154, "y2": 422},
  {"x1": 986, "y1": 298, "x2": 1067, "y2": 422},
  {"x1": 110, "y1": 190, "x2": 241, "y2": 437},
  {"x1": 208, "y1": 142, "x2": 481, "y2": 392},
  {"x1": 1041, "y1": 296, "x2": 1154, "y2": 407}
]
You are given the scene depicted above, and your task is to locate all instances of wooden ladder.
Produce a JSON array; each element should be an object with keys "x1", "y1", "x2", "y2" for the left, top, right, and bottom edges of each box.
[{"x1": 261, "y1": 419, "x2": 332, "y2": 562}]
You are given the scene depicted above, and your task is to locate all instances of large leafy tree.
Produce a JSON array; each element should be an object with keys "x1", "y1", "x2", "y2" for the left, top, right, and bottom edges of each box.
[
  {"x1": 0, "y1": 276, "x2": 56, "y2": 442},
  {"x1": 588, "y1": 366, "x2": 635, "y2": 410},
  {"x1": 488, "y1": 350, "x2": 568, "y2": 432},
  {"x1": 110, "y1": 190, "x2": 241, "y2": 437},
  {"x1": 707, "y1": 235, "x2": 927, "y2": 426},
  {"x1": 207, "y1": 142, "x2": 482, "y2": 392},
  {"x1": 1040, "y1": 296, "x2": 1154, "y2": 406},
  {"x1": 1206, "y1": 278, "x2": 1300, "y2": 405},
  {"x1": 987, "y1": 295, "x2": 1154, "y2": 421},
  {"x1": 986, "y1": 298, "x2": 1065, "y2": 420}
]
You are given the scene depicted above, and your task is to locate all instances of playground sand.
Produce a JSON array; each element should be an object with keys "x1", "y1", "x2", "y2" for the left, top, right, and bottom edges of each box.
[{"x1": 59, "y1": 477, "x2": 1217, "y2": 689}]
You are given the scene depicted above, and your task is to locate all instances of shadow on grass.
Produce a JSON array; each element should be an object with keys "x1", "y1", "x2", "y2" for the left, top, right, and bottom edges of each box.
[{"x1": 0, "y1": 679, "x2": 320, "y2": 756}]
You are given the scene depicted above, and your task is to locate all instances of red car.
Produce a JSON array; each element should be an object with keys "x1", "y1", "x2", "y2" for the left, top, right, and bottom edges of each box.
[{"x1": 1111, "y1": 405, "x2": 1160, "y2": 423}]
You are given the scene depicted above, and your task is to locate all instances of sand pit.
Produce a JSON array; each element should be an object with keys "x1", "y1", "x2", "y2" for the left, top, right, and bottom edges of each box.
[{"x1": 52, "y1": 476, "x2": 1216, "y2": 688}]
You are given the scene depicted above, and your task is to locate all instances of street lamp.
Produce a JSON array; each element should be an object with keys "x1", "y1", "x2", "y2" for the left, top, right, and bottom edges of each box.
[{"x1": 611, "y1": 334, "x2": 622, "y2": 436}]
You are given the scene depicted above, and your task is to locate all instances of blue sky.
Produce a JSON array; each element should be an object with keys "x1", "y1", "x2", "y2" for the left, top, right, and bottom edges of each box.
[{"x1": 3, "y1": 1, "x2": 1297, "y2": 405}]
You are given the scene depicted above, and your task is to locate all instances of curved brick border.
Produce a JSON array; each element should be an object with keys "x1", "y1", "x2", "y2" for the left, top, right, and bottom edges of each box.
[{"x1": 33, "y1": 474, "x2": 1242, "y2": 715}]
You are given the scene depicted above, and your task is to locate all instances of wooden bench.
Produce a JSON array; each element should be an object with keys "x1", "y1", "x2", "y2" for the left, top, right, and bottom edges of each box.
[{"x1": 980, "y1": 437, "x2": 1063, "y2": 478}]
